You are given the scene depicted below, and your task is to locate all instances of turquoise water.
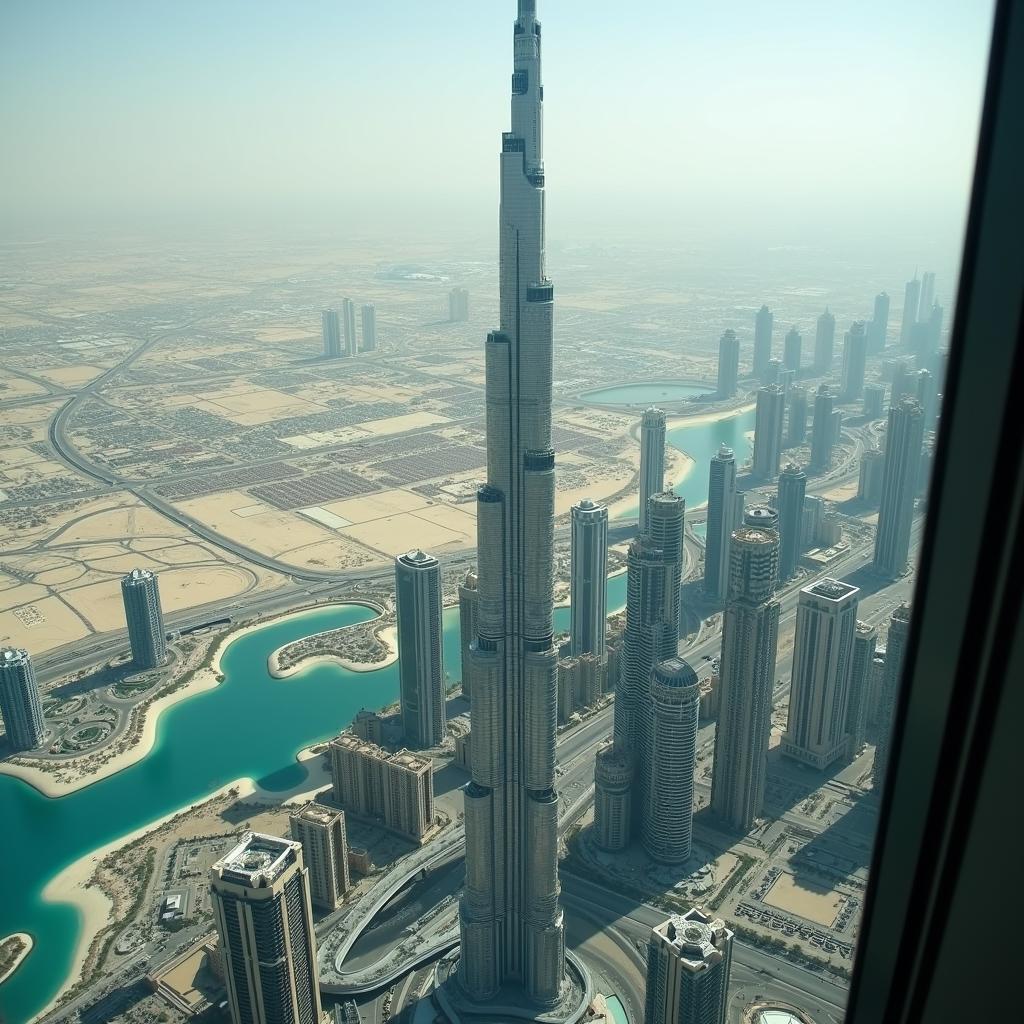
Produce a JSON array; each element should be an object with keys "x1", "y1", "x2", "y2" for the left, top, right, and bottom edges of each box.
[
  {"x1": 582, "y1": 381, "x2": 714, "y2": 406},
  {"x1": 0, "y1": 404, "x2": 744, "y2": 1024},
  {"x1": 605, "y1": 994, "x2": 630, "y2": 1024}
]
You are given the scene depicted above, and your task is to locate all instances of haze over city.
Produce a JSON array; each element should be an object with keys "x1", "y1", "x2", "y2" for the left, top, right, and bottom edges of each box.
[{"x1": 0, "y1": 2, "x2": 1004, "y2": 1024}]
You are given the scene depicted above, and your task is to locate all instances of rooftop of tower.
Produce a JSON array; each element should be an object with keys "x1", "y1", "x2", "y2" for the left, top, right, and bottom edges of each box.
[
  {"x1": 398, "y1": 548, "x2": 438, "y2": 568},
  {"x1": 291, "y1": 802, "x2": 342, "y2": 827},
  {"x1": 805, "y1": 578, "x2": 859, "y2": 602},
  {"x1": 122, "y1": 567, "x2": 156, "y2": 583},
  {"x1": 654, "y1": 908, "x2": 732, "y2": 966},
  {"x1": 653, "y1": 656, "x2": 699, "y2": 689},
  {"x1": 1, "y1": 647, "x2": 30, "y2": 665},
  {"x1": 214, "y1": 831, "x2": 299, "y2": 887},
  {"x1": 733, "y1": 526, "x2": 777, "y2": 547}
]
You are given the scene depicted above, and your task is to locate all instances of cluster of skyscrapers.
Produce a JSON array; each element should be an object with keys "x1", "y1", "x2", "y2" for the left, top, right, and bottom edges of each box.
[{"x1": 322, "y1": 297, "x2": 376, "y2": 358}]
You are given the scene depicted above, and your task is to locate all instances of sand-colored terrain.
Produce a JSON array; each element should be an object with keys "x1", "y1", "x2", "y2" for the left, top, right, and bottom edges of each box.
[
  {"x1": 322, "y1": 488, "x2": 431, "y2": 522},
  {"x1": 0, "y1": 596, "x2": 91, "y2": 652},
  {"x1": 763, "y1": 872, "x2": 843, "y2": 927}
]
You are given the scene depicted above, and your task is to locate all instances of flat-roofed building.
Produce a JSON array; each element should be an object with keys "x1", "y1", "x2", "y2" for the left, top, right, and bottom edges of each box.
[
  {"x1": 289, "y1": 802, "x2": 351, "y2": 911},
  {"x1": 329, "y1": 734, "x2": 434, "y2": 842}
]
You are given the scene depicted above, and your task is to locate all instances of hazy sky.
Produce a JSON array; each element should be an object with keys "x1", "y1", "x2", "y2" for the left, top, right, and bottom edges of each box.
[{"x1": 0, "y1": 1, "x2": 994, "y2": 246}]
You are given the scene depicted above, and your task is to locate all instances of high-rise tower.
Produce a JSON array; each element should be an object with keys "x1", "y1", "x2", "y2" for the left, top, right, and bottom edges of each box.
[
  {"x1": 642, "y1": 657, "x2": 701, "y2": 865},
  {"x1": 814, "y1": 308, "x2": 835, "y2": 373},
  {"x1": 704, "y1": 445, "x2": 737, "y2": 604},
  {"x1": 710, "y1": 524, "x2": 780, "y2": 832},
  {"x1": 919, "y1": 271, "x2": 936, "y2": 318},
  {"x1": 776, "y1": 463, "x2": 806, "y2": 581},
  {"x1": 341, "y1": 297, "x2": 357, "y2": 356},
  {"x1": 783, "y1": 327, "x2": 802, "y2": 373},
  {"x1": 210, "y1": 832, "x2": 324, "y2": 1024},
  {"x1": 753, "y1": 305, "x2": 774, "y2": 379},
  {"x1": 322, "y1": 309, "x2": 342, "y2": 358},
  {"x1": 845, "y1": 620, "x2": 878, "y2": 759},
  {"x1": 569, "y1": 499, "x2": 608, "y2": 660},
  {"x1": 717, "y1": 329, "x2": 739, "y2": 398},
  {"x1": 455, "y1": 3, "x2": 576, "y2": 1009},
  {"x1": 645, "y1": 909, "x2": 733, "y2": 1024},
  {"x1": 639, "y1": 407, "x2": 667, "y2": 534},
  {"x1": 873, "y1": 397, "x2": 925, "y2": 578},
  {"x1": 361, "y1": 303, "x2": 377, "y2": 352},
  {"x1": 752, "y1": 384, "x2": 785, "y2": 480},
  {"x1": 121, "y1": 568, "x2": 167, "y2": 669},
  {"x1": 810, "y1": 384, "x2": 836, "y2": 471},
  {"x1": 0, "y1": 647, "x2": 45, "y2": 752},
  {"x1": 868, "y1": 291, "x2": 890, "y2": 352},
  {"x1": 900, "y1": 276, "x2": 921, "y2": 347},
  {"x1": 874, "y1": 603, "x2": 912, "y2": 787},
  {"x1": 395, "y1": 549, "x2": 444, "y2": 748},
  {"x1": 787, "y1": 385, "x2": 808, "y2": 447},
  {"x1": 782, "y1": 578, "x2": 860, "y2": 769},
  {"x1": 841, "y1": 321, "x2": 868, "y2": 402}
]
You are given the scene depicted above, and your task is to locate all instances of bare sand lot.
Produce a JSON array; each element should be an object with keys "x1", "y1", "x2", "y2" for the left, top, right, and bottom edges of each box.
[
  {"x1": 322, "y1": 488, "x2": 431, "y2": 522},
  {"x1": 359, "y1": 411, "x2": 450, "y2": 436},
  {"x1": 254, "y1": 326, "x2": 318, "y2": 342},
  {"x1": 0, "y1": 596, "x2": 91, "y2": 652},
  {"x1": 0, "y1": 376, "x2": 49, "y2": 401},
  {"x1": 62, "y1": 565, "x2": 254, "y2": 632},
  {"x1": 0, "y1": 578, "x2": 51, "y2": 612},
  {"x1": 33, "y1": 365, "x2": 106, "y2": 388},
  {"x1": 274, "y1": 537, "x2": 379, "y2": 571},
  {"x1": 763, "y1": 872, "x2": 843, "y2": 927},
  {"x1": 342, "y1": 510, "x2": 471, "y2": 557}
]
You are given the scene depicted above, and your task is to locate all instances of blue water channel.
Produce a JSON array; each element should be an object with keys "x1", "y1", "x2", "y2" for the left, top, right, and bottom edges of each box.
[{"x1": 0, "y1": 407, "x2": 753, "y2": 1023}]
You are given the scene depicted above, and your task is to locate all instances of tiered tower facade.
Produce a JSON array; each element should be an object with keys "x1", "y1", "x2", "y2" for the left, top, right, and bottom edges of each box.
[{"x1": 457, "y1": 0, "x2": 569, "y2": 1007}]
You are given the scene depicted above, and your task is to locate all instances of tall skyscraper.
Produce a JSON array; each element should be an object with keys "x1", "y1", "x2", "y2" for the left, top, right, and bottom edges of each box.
[
  {"x1": 595, "y1": 489, "x2": 684, "y2": 851},
  {"x1": 210, "y1": 832, "x2": 324, "y2": 1024},
  {"x1": 341, "y1": 297, "x2": 357, "y2": 356},
  {"x1": 873, "y1": 397, "x2": 925, "y2": 578},
  {"x1": 289, "y1": 803, "x2": 351, "y2": 911},
  {"x1": 900, "y1": 276, "x2": 921, "y2": 347},
  {"x1": 645, "y1": 909, "x2": 733, "y2": 1024},
  {"x1": 456, "y1": 2, "x2": 571, "y2": 1007},
  {"x1": 121, "y1": 568, "x2": 166, "y2": 669},
  {"x1": 743, "y1": 504, "x2": 778, "y2": 531},
  {"x1": 857, "y1": 448, "x2": 885, "y2": 504},
  {"x1": 840, "y1": 321, "x2": 868, "y2": 401},
  {"x1": 0, "y1": 647, "x2": 45, "y2": 752},
  {"x1": 569, "y1": 499, "x2": 608, "y2": 660},
  {"x1": 776, "y1": 464, "x2": 806, "y2": 581},
  {"x1": 710, "y1": 524, "x2": 780, "y2": 832},
  {"x1": 874, "y1": 604, "x2": 912, "y2": 787},
  {"x1": 868, "y1": 291, "x2": 890, "y2": 352},
  {"x1": 810, "y1": 384, "x2": 836, "y2": 471},
  {"x1": 395, "y1": 549, "x2": 444, "y2": 748},
  {"x1": 863, "y1": 382, "x2": 886, "y2": 420},
  {"x1": 458, "y1": 570, "x2": 479, "y2": 700},
  {"x1": 642, "y1": 657, "x2": 701, "y2": 864},
  {"x1": 919, "y1": 271, "x2": 936, "y2": 317},
  {"x1": 814, "y1": 307, "x2": 835, "y2": 373},
  {"x1": 752, "y1": 384, "x2": 785, "y2": 480},
  {"x1": 787, "y1": 385, "x2": 808, "y2": 447},
  {"x1": 639, "y1": 407, "x2": 667, "y2": 534},
  {"x1": 593, "y1": 741, "x2": 632, "y2": 852},
  {"x1": 449, "y1": 287, "x2": 470, "y2": 322},
  {"x1": 753, "y1": 305, "x2": 774, "y2": 379},
  {"x1": 716, "y1": 329, "x2": 739, "y2": 398},
  {"x1": 704, "y1": 445, "x2": 737, "y2": 604},
  {"x1": 322, "y1": 309, "x2": 342, "y2": 358},
  {"x1": 782, "y1": 579, "x2": 860, "y2": 769},
  {"x1": 845, "y1": 620, "x2": 878, "y2": 759},
  {"x1": 783, "y1": 326, "x2": 802, "y2": 373},
  {"x1": 361, "y1": 303, "x2": 376, "y2": 352}
]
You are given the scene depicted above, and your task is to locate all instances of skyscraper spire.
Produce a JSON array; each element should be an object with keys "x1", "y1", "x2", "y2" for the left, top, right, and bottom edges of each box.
[{"x1": 446, "y1": 2, "x2": 587, "y2": 1016}]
